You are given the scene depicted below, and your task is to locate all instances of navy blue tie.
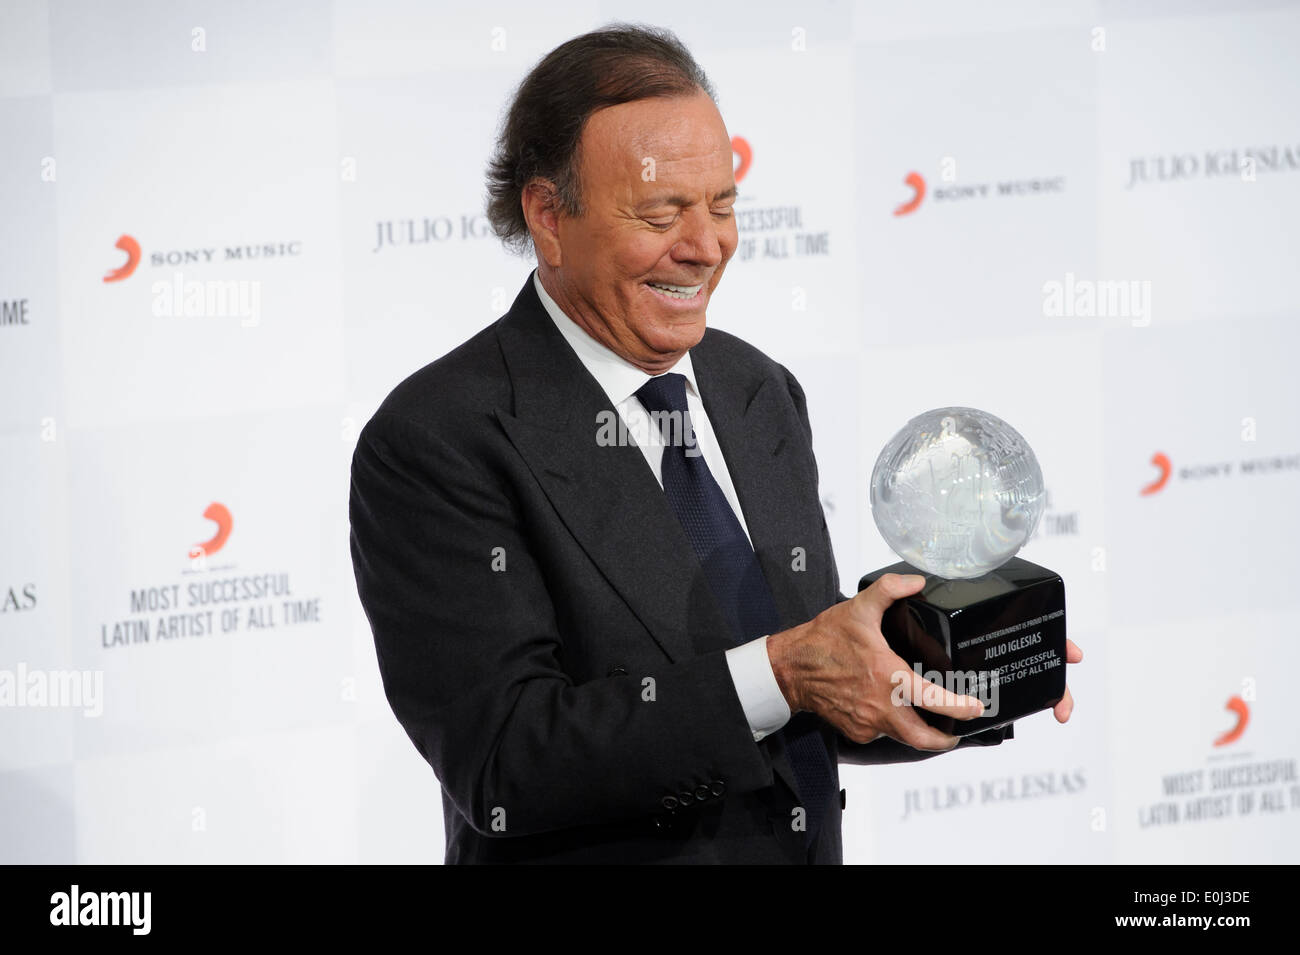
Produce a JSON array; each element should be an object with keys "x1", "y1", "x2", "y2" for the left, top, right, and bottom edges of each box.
[{"x1": 634, "y1": 372, "x2": 835, "y2": 845}]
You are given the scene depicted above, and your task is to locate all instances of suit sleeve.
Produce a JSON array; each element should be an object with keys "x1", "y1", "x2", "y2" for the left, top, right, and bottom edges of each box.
[
  {"x1": 777, "y1": 366, "x2": 1015, "y2": 766},
  {"x1": 349, "y1": 409, "x2": 776, "y2": 839}
]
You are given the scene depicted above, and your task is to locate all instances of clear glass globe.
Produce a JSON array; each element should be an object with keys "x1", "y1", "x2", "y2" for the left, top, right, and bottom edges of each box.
[{"x1": 869, "y1": 407, "x2": 1045, "y2": 579}]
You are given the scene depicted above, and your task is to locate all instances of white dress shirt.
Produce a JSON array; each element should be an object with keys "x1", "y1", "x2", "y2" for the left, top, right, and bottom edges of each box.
[{"x1": 531, "y1": 269, "x2": 792, "y2": 742}]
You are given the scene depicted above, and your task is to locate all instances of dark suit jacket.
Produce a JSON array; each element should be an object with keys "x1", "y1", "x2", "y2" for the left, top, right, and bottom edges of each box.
[{"x1": 349, "y1": 272, "x2": 1010, "y2": 864}]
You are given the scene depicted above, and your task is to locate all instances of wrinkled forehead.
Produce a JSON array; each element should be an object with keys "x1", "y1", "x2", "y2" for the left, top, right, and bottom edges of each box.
[{"x1": 580, "y1": 94, "x2": 735, "y2": 200}]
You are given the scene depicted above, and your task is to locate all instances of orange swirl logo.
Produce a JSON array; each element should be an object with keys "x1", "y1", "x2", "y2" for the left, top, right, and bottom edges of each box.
[
  {"x1": 103, "y1": 234, "x2": 141, "y2": 283},
  {"x1": 1140, "y1": 451, "x2": 1172, "y2": 495},
  {"x1": 192, "y1": 502, "x2": 232, "y2": 558},
  {"x1": 893, "y1": 171, "x2": 926, "y2": 216},
  {"x1": 1213, "y1": 696, "x2": 1249, "y2": 747},
  {"x1": 731, "y1": 136, "x2": 752, "y2": 184}
]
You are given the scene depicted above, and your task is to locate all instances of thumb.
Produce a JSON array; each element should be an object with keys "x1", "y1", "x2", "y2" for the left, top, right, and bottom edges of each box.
[{"x1": 854, "y1": 572, "x2": 927, "y2": 627}]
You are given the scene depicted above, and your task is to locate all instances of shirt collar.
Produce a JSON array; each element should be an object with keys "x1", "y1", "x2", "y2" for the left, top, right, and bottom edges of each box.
[{"x1": 532, "y1": 269, "x2": 700, "y2": 407}]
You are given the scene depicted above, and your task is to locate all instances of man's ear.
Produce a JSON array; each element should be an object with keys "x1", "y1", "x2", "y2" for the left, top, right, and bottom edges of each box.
[{"x1": 521, "y1": 179, "x2": 564, "y2": 268}]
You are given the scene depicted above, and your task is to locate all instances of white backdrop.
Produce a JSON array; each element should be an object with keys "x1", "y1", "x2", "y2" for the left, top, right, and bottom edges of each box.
[{"x1": 2, "y1": 0, "x2": 1297, "y2": 863}]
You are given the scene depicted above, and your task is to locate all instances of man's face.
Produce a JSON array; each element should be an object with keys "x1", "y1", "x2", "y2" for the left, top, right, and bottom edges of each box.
[{"x1": 539, "y1": 89, "x2": 739, "y2": 371}]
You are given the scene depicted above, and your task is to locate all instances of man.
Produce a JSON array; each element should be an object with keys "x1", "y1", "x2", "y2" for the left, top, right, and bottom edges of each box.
[{"x1": 349, "y1": 24, "x2": 1080, "y2": 864}]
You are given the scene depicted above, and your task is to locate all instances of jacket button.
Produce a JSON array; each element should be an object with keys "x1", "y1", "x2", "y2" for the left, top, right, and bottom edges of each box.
[
  {"x1": 678, "y1": 791, "x2": 694, "y2": 806},
  {"x1": 607, "y1": 665, "x2": 628, "y2": 676},
  {"x1": 694, "y1": 784, "x2": 711, "y2": 802},
  {"x1": 661, "y1": 795, "x2": 679, "y2": 811},
  {"x1": 709, "y1": 779, "x2": 726, "y2": 797}
]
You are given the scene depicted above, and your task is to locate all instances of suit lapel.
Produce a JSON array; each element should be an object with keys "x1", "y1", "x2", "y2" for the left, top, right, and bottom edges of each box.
[
  {"x1": 493, "y1": 276, "x2": 733, "y2": 666},
  {"x1": 688, "y1": 337, "x2": 827, "y2": 635},
  {"x1": 690, "y1": 334, "x2": 829, "y2": 800}
]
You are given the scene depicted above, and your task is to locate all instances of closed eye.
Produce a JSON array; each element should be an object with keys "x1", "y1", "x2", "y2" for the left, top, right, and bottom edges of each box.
[{"x1": 645, "y1": 209, "x2": 733, "y2": 228}]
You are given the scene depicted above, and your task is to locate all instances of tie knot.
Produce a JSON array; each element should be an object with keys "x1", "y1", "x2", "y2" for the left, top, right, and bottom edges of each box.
[{"x1": 635, "y1": 372, "x2": 690, "y2": 416}]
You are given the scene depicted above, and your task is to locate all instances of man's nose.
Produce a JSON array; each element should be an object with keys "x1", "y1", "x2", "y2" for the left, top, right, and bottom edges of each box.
[{"x1": 670, "y1": 206, "x2": 727, "y2": 267}]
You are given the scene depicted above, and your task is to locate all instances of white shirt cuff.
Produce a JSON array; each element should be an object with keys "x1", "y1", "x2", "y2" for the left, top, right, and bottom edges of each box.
[{"x1": 725, "y1": 634, "x2": 792, "y2": 742}]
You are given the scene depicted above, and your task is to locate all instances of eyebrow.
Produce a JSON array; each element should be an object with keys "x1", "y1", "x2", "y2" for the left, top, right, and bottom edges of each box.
[{"x1": 637, "y1": 186, "x2": 738, "y2": 209}]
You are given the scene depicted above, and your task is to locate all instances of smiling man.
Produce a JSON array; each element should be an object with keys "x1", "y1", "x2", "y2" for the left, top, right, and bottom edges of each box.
[
  {"x1": 522, "y1": 90, "x2": 736, "y2": 373},
  {"x1": 349, "y1": 23, "x2": 1079, "y2": 865}
]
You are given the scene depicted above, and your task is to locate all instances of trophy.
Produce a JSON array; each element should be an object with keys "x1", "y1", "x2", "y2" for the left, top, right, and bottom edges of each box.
[{"x1": 858, "y1": 407, "x2": 1066, "y2": 736}]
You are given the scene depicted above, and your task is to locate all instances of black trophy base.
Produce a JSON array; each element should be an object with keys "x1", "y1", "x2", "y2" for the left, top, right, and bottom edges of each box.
[{"x1": 857, "y1": 557, "x2": 1067, "y2": 736}]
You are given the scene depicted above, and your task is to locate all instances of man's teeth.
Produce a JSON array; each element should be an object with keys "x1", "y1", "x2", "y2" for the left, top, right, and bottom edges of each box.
[{"x1": 647, "y1": 282, "x2": 703, "y2": 299}]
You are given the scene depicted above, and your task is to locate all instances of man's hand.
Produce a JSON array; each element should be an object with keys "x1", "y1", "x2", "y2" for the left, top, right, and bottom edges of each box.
[
  {"x1": 767, "y1": 573, "x2": 985, "y2": 752},
  {"x1": 1054, "y1": 638, "x2": 1083, "y2": 723},
  {"x1": 769, "y1": 573, "x2": 1086, "y2": 748}
]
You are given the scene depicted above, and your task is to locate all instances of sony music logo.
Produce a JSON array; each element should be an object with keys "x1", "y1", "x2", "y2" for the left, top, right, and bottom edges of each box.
[{"x1": 149, "y1": 241, "x2": 303, "y2": 266}]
